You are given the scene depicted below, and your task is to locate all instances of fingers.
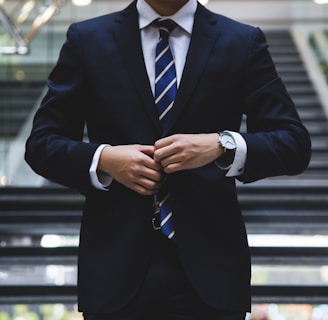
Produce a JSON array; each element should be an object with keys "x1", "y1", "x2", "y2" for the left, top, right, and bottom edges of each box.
[
  {"x1": 97, "y1": 134, "x2": 218, "y2": 195},
  {"x1": 132, "y1": 175, "x2": 162, "y2": 195},
  {"x1": 138, "y1": 144, "x2": 156, "y2": 157},
  {"x1": 154, "y1": 135, "x2": 184, "y2": 173},
  {"x1": 129, "y1": 167, "x2": 163, "y2": 195},
  {"x1": 154, "y1": 133, "x2": 221, "y2": 173},
  {"x1": 98, "y1": 144, "x2": 164, "y2": 195},
  {"x1": 134, "y1": 148, "x2": 164, "y2": 194},
  {"x1": 154, "y1": 136, "x2": 175, "y2": 161}
]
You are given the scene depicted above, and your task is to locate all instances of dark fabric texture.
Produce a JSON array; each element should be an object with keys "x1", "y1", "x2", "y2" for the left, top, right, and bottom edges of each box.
[{"x1": 25, "y1": 0, "x2": 311, "y2": 315}]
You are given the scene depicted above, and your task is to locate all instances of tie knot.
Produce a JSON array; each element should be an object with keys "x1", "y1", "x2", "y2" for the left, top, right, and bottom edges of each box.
[{"x1": 155, "y1": 19, "x2": 176, "y2": 39}]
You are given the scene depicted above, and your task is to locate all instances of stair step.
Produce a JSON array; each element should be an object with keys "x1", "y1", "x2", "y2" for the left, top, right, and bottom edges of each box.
[
  {"x1": 287, "y1": 83, "x2": 317, "y2": 94},
  {"x1": 297, "y1": 109, "x2": 327, "y2": 120},
  {"x1": 0, "y1": 79, "x2": 45, "y2": 137},
  {"x1": 271, "y1": 56, "x2": 304, "y2": 64},
  {"x1": 269, "y1": 48, "x2": 300, "y2": 56},
  {"x1": 276, "y1": 66, "x2": 308, "y2": 74},
  {"x1": 292, "y1": 96, "x2": 322, "y2": 105},
  {"x1": 311, "y1": 136, "x2": 328, "y2": 149},
  {"x1": 282, "y1": 76, "x2": 313, "y2": 84}
]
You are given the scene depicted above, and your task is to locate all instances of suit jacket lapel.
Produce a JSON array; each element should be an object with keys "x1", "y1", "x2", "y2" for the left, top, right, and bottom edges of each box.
[
  {"x1": 164, "y1": 5, "x2": 221, "y2": 135},
  {"x1": 110, "y1": 3, "x2": 221, "y2": 137},
  {"x1": 111, "y1": 2, "x2": 162, "y2": 135}
]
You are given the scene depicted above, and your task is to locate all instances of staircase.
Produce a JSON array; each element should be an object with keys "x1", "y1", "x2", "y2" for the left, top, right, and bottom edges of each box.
[
  {"x1": 0, "y1": 64, "x2": 50, "y2": 138},
  {"x1": 1, "y1": 30, "x2": 328, "y2": 313},
  {"x1": 266, "y1": 31, "x2": 328, "y2": 183},
  {"x1": 240, "y1": 30, "x2": 328, "y2": 304}
]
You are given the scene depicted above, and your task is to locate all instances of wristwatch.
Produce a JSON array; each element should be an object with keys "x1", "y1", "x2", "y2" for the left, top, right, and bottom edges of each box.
[{"x1": 217, "y1": 131, "x2": 236, "y2": 167}]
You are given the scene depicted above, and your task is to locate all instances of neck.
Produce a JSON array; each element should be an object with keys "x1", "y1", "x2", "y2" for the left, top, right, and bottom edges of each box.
[{"x1": 145, "y1": 0, "x2": 189, "y2": 16}]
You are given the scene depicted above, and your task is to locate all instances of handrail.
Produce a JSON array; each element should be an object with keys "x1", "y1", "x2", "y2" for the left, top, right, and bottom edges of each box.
[
  {"x1": 0, "y1": 0, "x2": 64, "y2": 55},
  {"x1": 292, "y1": 29, "x2": 328, "y2": 119},
  {"x1": 309, "y1": 30, "x2": 328, "y2": 68},
  {"x1": 0, "y1": 5, "x2": 28, "y2": 54}
]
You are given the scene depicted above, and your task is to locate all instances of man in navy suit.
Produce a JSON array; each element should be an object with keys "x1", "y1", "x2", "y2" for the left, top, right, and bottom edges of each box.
[{"x1": 25, "y1": 0, "x2": 311, "y2": 319}]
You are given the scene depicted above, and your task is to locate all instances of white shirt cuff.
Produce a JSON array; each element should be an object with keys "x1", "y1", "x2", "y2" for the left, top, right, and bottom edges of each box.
[
  {"x1": 215, "y1": 131, "x2": 247, "y2": 177},
  {"x1": 225, "y1": 131, "x2": 247, "y2": 177},
  {"x1": 89, "y1": 144, "x2": 112, "y2": 190}
]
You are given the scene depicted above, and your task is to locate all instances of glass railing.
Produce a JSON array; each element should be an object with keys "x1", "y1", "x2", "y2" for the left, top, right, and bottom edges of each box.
[{"x1": 309, "y1": 29, "x2": 328, "y2": 82}]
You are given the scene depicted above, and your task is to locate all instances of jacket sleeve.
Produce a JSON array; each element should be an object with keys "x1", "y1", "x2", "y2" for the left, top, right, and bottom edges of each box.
[
  {"x1": 238, "y1": 28, "x2": 311, "y2": 183},
  {"x1": 25, "y1": 23, "x2": 100, "y2": 194}
]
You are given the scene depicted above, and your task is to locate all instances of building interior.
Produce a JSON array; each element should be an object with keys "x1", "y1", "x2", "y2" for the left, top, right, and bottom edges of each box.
[{"x1": 1, "y1": 0, "x2": 328, "y2": 319}]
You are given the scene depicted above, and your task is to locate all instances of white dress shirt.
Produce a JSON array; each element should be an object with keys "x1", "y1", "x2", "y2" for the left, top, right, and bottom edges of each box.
[{"x1": 89, "y1": 0, "x2": 247, "y2": 189}]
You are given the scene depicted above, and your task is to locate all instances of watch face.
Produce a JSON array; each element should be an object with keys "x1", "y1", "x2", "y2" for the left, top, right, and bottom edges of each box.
[{"x1": 220, "y1": 133, "x2": 236, "y2": 150}]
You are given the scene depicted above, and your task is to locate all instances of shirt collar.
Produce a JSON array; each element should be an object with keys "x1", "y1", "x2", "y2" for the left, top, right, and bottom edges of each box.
[{"x1": 137, "y1": 0, "x2": 197, "y2": 34}]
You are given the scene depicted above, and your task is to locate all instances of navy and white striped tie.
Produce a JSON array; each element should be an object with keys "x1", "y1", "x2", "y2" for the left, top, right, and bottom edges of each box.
[
  {"x1": 155, "y1": 19, "x2": 177, "y2": 133},
  {"x1": 154, "y1": 19, "x2": 177, "y2": 240}
]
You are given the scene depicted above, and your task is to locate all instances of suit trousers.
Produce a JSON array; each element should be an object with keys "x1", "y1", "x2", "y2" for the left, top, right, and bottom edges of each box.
[{"x1": 83, "y1": 230, "x2": 246, "y2": 320}]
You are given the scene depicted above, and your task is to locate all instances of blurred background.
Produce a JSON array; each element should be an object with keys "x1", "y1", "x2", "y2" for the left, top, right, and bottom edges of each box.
[{"x1": 1, "y1": 0, "x2": 328, "y2": 319}]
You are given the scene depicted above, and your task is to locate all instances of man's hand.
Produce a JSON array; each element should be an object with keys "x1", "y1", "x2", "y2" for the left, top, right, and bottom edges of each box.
[
  {"x1": 154, "y1": 133, "x2": 223, "y2": 173},
  {"x1": 98, "y1": 145, "x2": 163, "y2": 195}
]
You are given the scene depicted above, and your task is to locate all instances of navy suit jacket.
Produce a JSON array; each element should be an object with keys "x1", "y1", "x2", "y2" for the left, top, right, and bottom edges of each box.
[{"x1": 25, "y1": 1, "x2": 311, "y2": 314}]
